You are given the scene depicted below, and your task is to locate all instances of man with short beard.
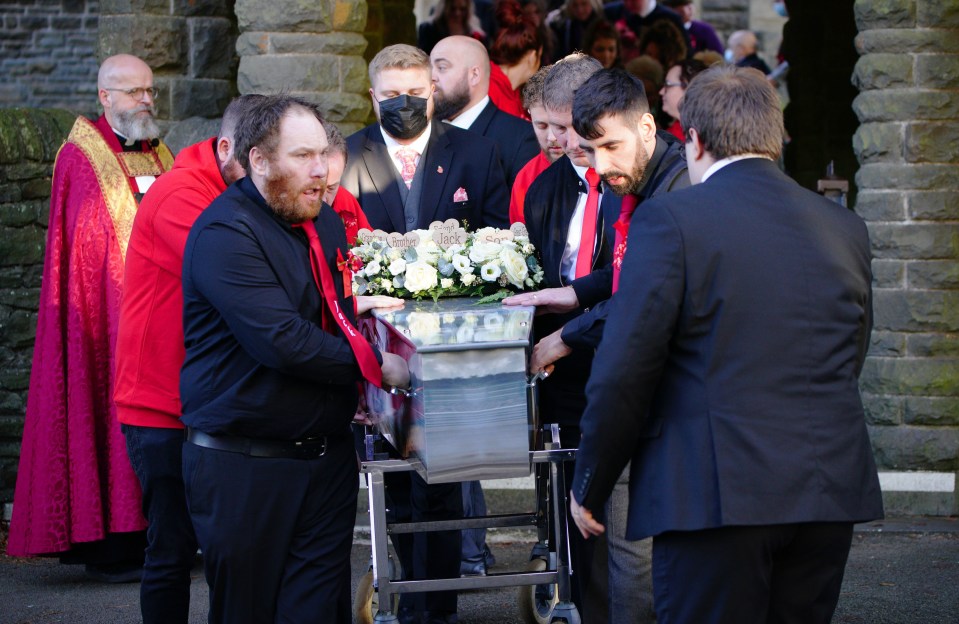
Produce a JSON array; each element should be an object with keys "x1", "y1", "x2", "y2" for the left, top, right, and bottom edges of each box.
[
  {"x1": 430, "y1": 35, "x2": 538, "y2": 191},
  {"x1": 504, "y1": 65, "x2": 688, "y2": 624},
  {"x1": 9, "y1": 54, "x2": 173, "y2": 583},
  {"x1": 179, "y1": 95, "x2": 410, "y2": 624}
]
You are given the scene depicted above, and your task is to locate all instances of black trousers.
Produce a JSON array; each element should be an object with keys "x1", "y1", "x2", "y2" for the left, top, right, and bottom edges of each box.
[
  {"x1": 652, "y1": 522, "x2": 855, "y2": 624},
  {"x1": 183, "y1": 434, "x2": 358, "y2": 624}
]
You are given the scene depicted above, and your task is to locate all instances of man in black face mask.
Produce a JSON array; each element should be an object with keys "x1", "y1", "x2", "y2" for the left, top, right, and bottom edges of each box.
[{"x1": 342, "y1": 43, "x2": 510, "y2": 235}]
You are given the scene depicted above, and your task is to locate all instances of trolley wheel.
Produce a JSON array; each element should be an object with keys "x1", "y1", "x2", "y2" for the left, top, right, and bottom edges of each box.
[
  {"x1": 517, "y1": 557, "x2": 559, "y2": 624},
  {"x1": 354, "y1": 569, "x2": 400, "y2": 624}
]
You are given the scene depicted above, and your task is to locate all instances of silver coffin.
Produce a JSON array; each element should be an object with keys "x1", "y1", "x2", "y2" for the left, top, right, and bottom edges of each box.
[{"x1": 361, "y1": 299, "x2": 535, "y2": 484}]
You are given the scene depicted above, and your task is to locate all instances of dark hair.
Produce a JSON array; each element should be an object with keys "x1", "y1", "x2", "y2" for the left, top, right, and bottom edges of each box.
[
  {"x1": 680, "y1": 65, "x2": 784, "y2": 160},
  {"x1": 218, "y1": 94, "x2": 267, "y2": 141},
  {"x1": 638, "y1": 20, "x2": 688, "y2": 69},
  {"x1": 572, "y1": 68, "x2": 649, "y2": 140},
  {"x1": 582, "y1": 20, "x2": 621, "y2": 66},
  {"x1": 675, "y1": 57, "x2": 709, "y2": 87},
  {"x1": 325, "y1": 120, "x2": 347, "y2": 161},
  {"x1": 491, "y1": 0, "x2": 545, "y2": 66},
  {"x1": 542, "y1": 52, "x2": 602, "y2": 111},
  {"x1": 233, "y1": 95, "x2": 325, "y2": 175}
]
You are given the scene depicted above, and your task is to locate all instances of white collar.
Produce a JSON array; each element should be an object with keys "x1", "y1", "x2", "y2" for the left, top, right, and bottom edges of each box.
[
  {"x1": 701, "y1": 154, "x2": 772, "y2": 183},
  {"x1": 445, "y1": 96, "x2": 490, "y2": 130},
  {"x1": 380, "y1": 122, "x2": 432, "y2": 157},
  {"x1": 640, "y1": 0, "x2": 656, "y2": 18}
]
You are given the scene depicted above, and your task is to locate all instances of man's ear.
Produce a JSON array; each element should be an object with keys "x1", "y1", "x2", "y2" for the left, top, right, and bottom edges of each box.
[
  {"x1": 686, "y1": 127, "x2": 705, "y2": 162},
  {"x1": 468, "y1": 65, "x2": 481, "y2": 88},
  {"x1": 216, "y1": 137, "x2": 232, "y2": 163},
  {"x1": 638, "y1": 111, "x2": 657, "y2": 144},
  {"x1": 98, "y1": 89, "x2": 111, "y2": 111},
  {"x1": 249, "y1": 146, "x2": 267, "y2": 177}
]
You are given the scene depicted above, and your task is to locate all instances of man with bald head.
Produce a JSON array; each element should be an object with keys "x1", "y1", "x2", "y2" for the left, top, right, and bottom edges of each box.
[
  {"x1": 9, "y1": 54, "x2": 174, "y2": 582},
  {"x1": 727, "y1": 30, "x2": 772, "y2": 74},
  {"x1": 430, "y1": 35, "x2": 538, "y2": 191}
]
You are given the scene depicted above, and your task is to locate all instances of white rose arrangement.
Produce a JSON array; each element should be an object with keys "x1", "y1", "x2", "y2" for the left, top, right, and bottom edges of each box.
[{"x1": 347, "y1": 220, "x2": 545, "y2": 301}]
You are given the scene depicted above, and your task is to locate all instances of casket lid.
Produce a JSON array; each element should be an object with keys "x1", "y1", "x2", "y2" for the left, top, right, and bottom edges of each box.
[{"x1": 370, "y1": 299, "x2": 535, "y2": 353}]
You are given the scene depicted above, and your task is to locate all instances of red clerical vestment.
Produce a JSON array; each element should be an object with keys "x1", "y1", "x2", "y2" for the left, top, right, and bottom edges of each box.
[{"x1": 7, "y1": 116, "x2": 173, "y2": 556}]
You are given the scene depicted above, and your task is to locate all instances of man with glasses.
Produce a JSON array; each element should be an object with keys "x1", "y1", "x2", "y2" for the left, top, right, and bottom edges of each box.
[{"x1": 8, "y1": 54, "x2": 173, "y2": 583}]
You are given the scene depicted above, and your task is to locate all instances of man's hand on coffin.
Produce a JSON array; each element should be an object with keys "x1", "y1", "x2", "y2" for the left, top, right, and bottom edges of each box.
[
  {"x1": 380, "y1": 352, "x2": 411, "y2": 391},
  {"x1": 570, "y1": 493, "x2": 605, "y2": 539},
  {"x1": 353, "y1": 393, "x2": 374, "y2": 426},
  {"x1": 502, "y1": 286, "x2": 579, "y2": 315},
  {"x1": 530, "y1": 328, "x2": 572, "y2": 374},
  {"x1": 356, "y1": 295, "x2": 405, "y2": 316}
]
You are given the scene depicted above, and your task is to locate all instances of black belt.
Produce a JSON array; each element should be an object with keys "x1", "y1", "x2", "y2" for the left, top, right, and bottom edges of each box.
[{"x1": 186, "y1": 428, "x2": 329, "y2": 460}]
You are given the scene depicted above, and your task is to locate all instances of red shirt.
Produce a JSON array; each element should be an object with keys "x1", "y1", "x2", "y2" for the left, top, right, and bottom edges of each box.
[
  {"x1": 508, "y1": 152, "x2": 551, "y2": 224},
  {"x1": 115, "y1": 138, "x2": 226, "y2": 429},
  {"x1": 489, "y1": 61, "x2": 529, "y2": 121}
]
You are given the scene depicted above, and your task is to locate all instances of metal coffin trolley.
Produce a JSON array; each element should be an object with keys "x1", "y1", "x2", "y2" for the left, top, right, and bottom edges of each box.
[{"x1": 356, "y1": 299, "x2": 582, "y2": 624}]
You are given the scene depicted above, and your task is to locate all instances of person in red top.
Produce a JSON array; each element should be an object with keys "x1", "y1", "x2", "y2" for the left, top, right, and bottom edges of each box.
[
  {"x1": 113, "y1": 94, "x2": 263, "y2": 624},
  {"x1": 508, "y1": 65, "x2": 565, "y2": 223},
  {"x1": 324, "y1": 122, "x2": 372, "y2": 245},
  {"x1": 489, "y1": 0, "x2": 546, "y2": 120}
]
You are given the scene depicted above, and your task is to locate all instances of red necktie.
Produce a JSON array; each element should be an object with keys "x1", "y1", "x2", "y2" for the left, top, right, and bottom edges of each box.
[
  {"x1": 294, "y1": 220, "x2": 383, "y2": 388},
  {"x1": 575, "y1": 168, "x2": 601, "y2": 278},
  {"x1": 612, "y1": 194, "x2": 639, "y2": 293}
]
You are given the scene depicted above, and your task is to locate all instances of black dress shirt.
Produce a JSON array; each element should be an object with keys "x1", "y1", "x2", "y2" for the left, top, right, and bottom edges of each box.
[{"x1": 180, "y1": 176, "x2": 378, "y2": 440}]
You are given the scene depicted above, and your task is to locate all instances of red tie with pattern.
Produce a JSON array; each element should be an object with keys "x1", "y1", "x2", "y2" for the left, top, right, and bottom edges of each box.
[
  {"x1": 396, "y1": 148, "x2": 418, "y2": 189},
  {"x1": 575, "y1": 168, "x2": 601, "y2": 278},
  {"x1": 294, "y1": 220, "x2": 383, "y2": 387},
  {"x1": 612, "y1": 194, "x2": 639, "y2": 293}
]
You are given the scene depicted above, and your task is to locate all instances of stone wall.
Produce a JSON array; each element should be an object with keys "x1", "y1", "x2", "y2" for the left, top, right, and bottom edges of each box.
[
  {"x1": 0, "y1": 108, "x2": 75, "y2": 503},
  {"x1": 97, "y1": 0, "x2": 239, "y2": 123},
  {"x1": 0, "y1": 0, "x2": 101, "y2": 116},
  {"x1": 853, "y1": 0, "x2": 959, "y2": 515}
]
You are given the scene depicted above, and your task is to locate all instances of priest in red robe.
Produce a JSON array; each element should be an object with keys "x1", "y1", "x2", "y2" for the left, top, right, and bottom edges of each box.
[{"x1": 7, "y1": 54, "x2": 174, "y2": 583}]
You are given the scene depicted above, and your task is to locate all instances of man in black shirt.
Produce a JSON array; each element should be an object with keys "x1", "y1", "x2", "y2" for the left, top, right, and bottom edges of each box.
[{"x1": 180, "y1": 95, "x2": 409, "y2": 624}]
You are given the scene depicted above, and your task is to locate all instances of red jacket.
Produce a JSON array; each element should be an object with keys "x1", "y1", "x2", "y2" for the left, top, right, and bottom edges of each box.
[
  {"x1": 508, "y1": 152, "x2": 551, "y2": 224},
  {"x1": 331, "y1": 186, "x2": 372, "y2": 245},
  {"x1": 115, "y1": 138, "x2": 226, "y2": 429}
]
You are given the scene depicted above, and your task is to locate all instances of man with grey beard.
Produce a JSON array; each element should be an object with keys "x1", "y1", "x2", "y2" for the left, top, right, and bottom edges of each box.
[{"x1": 8, "y1": 54, "x2": 174, "y2": 582}]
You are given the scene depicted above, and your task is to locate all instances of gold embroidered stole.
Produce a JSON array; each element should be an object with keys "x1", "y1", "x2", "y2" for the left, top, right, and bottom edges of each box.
[{"x1": 61, "y1": 117, "x2": 174, "y2": 261}]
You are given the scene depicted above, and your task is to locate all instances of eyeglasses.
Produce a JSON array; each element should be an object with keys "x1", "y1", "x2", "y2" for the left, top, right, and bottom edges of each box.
[
  {"x1": 663, "y1": 81, "x2": 684, "y2": 89},
  {"x1": 103, "y1": 86, "x2": 159, "y2": 100}
]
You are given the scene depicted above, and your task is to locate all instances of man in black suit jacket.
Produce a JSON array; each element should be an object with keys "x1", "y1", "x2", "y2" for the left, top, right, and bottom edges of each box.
[
  {"x1": 570, "y1": 65, "x2": 883, "y2": 624},
  {"x1": 509, "y1": 65, "x2": 688, "y2": 624},
  {"x1": 342, "y1": 44, "x2": 509, "y2": 235},
  {"x1": 430, "y1": 35, "x2": 539, "y2": 192}
]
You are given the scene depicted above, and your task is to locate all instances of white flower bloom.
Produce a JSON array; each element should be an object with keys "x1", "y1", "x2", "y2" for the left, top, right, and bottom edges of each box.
[
  {"x1": 379, "y1": 278, "x2": 394, "y2": 293},
  {"x1": 481, "y1": 262, "x2": 502, "y2": 282},
  {"x1": 404, "y1": 261, "x2": 439, "y2": 293},
  {"x1": 521, "y1": 243, "x2": 534, "y2": 255},
  {"x1": 500, "y1": 248, "x2": 528, "y2": 287},
  {"x1": 469, "y1": 240, "x2": 503, "y2": 263},
  {"x1": 365, "y1": 260, "x2": 381, "y2": 276},
  {"x1": 440, "y1": 277, "x2": 454, "y2": 289},
  {"x1": 387, "y1": 247, "x2": 403, "y2": 261},
  {"x1": 388, "y1": 258, "x2": 407, "y2": 276},
  {"x1": 415, "y1": 240, "x2": 442, "y2": 264},
  {"x1": 452, "y1": 254, "x2": 472, "y2": 275},
  {"x1": 461, "y1": 273, "x2": 477, "y2": 286},
  {"x1": 447, "y1": 243, "x2": 465, "y2": 256}
]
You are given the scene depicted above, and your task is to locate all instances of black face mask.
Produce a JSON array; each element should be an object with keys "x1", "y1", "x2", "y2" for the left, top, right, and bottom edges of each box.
[{"x1": 378, "y1": 94, "x2": 430, "y2": 140}]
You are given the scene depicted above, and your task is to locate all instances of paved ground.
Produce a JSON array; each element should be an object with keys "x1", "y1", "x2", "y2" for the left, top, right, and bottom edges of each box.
[{"x1": 1, "y1": 517, "x2": 957, "y2": 624}]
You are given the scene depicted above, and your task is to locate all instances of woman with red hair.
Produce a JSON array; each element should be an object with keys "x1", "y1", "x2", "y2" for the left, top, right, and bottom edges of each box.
[{"x1": 489, "y1": 0, "x2": 546, "y2": 120}]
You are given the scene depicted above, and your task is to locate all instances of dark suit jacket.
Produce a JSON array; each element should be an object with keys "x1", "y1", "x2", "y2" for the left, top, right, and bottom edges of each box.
[
  {"x1": 571, "y1": 158, "x2": 884, "y2": 540},
  {"x1": 469, "y1": 100, "x2": 539, "y2": 192},
  {"x1": 523, "y1": 155, "x2": 621, "y2": 426},
  {"x1": 342, "y1": 121, "x2": 510, "y2": 233}
]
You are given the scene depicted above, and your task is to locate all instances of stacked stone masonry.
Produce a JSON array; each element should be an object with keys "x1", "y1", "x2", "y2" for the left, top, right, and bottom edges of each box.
[
  {"x1": 235, "y1": 0, "x2": 375, "y2": 135},
  {"x1": 97, "y1": 0, "x2": 239, "y2": 121},
  {"x1": 0, "y1": 0, "x2": 101, "y2": 116},
  {"x1": 0, "y1": 108, "x2": 75, "y2": 502},
  {"x1": 853, "y1": 0, "x2": 959, "y2": 512}
]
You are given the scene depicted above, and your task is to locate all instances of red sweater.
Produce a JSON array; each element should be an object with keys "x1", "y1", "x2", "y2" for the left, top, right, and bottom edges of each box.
[
  {"x1": 508, "y1": 152, "x2": 551, "y2": 224},
  {"x1": 489, "y1": 61, "x2": 529, "y2": 121},
  {"x1": 115, "y1": 138, "x2": 226, "y2": 429},
  {"x1": 331, "y1": 186, "x2": 372, "y2": 245}
]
